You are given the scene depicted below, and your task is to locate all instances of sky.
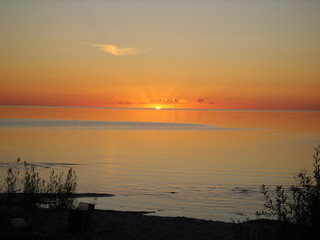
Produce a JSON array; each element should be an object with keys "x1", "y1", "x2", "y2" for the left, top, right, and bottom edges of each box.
[{"x1": 0, "y1": 0, "x2": 319, "y2": 110}]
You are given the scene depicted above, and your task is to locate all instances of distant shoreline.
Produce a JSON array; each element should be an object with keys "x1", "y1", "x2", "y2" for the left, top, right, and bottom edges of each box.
[{"x1": 1, "y1": 104, "x2": 319, "y2": 112}]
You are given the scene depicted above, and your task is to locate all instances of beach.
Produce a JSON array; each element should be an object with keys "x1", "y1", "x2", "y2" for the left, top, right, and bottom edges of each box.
[
  {"x1": 2, "y1": 204, "x2": 319, "y2": 240},
  {"x1": 1, "y1": 204, "x2": 277, "y2": 240}
]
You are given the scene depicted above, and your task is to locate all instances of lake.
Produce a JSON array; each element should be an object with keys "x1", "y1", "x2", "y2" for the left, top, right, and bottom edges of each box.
[{"x1": 0, "y1": 106, "x2": 319, "y2": 221}]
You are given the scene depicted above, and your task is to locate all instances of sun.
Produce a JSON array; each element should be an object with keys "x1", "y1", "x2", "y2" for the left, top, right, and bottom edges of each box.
[{"x1": 155, "y1": 106, "x2": 161, "y2": 110}]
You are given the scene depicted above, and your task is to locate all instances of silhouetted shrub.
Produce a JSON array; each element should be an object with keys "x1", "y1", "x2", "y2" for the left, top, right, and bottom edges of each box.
[
  {"x1": 46, "y1": 168, "x2": 78, "y2": 209},
  {"x1": 22, "y1": 161, "x2": 46, "y2": 206},
  {"x1": 5, "y1": 158, "x2": 21, "y2": 193},
  {"x1": 0, "y1": 158, "x2": 78, "y2": 209},
  {"x1": 256, "y1": 145, "x2": 320, "y2": 226}
]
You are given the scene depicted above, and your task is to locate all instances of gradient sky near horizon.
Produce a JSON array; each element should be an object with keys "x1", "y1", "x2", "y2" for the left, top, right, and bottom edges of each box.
[{"x1": 0, "y1": 0, "x2": 319, "y2": 110}]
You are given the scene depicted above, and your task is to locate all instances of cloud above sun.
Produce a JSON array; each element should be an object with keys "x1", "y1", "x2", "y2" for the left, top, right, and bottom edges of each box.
[
  {"x1": 140, "y1": 98, "x2": 187, "y2": 105},
  {"x1": 90, "y1": 43, "x2": 142, "y2": 56},
  {"x1": 107, "y1": 97, "x2": 215, "y2": 106}
]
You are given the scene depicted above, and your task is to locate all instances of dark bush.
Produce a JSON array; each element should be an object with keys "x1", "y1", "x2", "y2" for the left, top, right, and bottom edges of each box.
[
  {"x1": 0, "y1": 158, "x2": 78, "y2": 209},
  {"x1": 256, "y1": 145, "x2": 320, "y2": 226}
]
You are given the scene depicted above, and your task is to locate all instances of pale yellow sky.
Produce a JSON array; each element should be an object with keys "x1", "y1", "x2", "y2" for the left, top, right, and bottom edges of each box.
[{"x1": 0, "y1": 0, "x2": 319, "y2": 109}]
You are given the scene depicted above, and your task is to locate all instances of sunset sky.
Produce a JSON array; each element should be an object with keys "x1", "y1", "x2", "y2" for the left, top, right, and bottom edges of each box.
[{"x1": 0, "y1": 0, "x2": 319, "y2": 110}]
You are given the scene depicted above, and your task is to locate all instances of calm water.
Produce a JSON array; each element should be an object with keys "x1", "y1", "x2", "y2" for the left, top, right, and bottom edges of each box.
[{"x1": 0, "y1": 106, "x2": 319, "y2": 221}]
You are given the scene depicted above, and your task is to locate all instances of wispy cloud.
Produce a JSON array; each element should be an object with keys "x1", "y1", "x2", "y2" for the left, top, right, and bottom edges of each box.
[
  {"x1": 109, "y1": 101, "x2": 133, "y2": 105},
  {"x1": 90, "y1": 43, "x2": 141, "y2": 56},
  {"x1": 105, "y1": 97, "x2": 215, "y2": 106},
  {"x1": 140, "y1": 98, "x2": 187, "y2": 105},
  {"x1": 197, "y1": 98, "x2": 205, "y2": 104},
  {"x1": 197, "y1": 98, "x2": 215, "y2": 105}
]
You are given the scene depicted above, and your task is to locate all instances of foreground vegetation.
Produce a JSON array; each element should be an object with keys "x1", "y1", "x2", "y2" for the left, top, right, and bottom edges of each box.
[
  {"x1": 235, "y1": 145, "x2": 320, "y2": 240},
  {"x1": 256, "y1": 145, "x2": 320, "y2": 226},
  {"x1": 1, "y1": 147, "x2": 319, "y2": 239},
  {"x1": 0, "y1": 158, "x2": 77, "y2": 209}
]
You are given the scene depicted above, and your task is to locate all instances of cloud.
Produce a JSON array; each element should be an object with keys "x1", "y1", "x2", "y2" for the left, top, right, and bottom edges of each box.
[
  {"x1": 68, "y1": 91, "x2": 97, "y2": 95},
  {"x1": 108, "y1": 101, "x2": 133, "y2": 105},
  {"x1": 117, "y1": 101, "x2": 133, "y2": 105},
  {"x1": 140, "y1": 98, "x2": 187, "y2": 105},
  {"x1": 197, "y1": 98, "x2": 215, "y2": 105},
  {"x1": 91, "y1": 43, "x2": 141, "y2": 56},
  {"x1": 197, "y1": 98, "x2": 205, "y2": 104},
  {"x1": 107, "y1": 97, "x2": 215, "y2": 106}
]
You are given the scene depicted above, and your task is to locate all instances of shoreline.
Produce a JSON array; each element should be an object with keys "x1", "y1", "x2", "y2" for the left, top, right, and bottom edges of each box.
[
  {"x1": 2, "y1": 205, "x2": 316, "y2": 240},
  {"x1": 0, "y1": 205, "x2": 258, "y2": 240},
  {"x1": 0, "y1": 201, "x2": 318, "y2": 239}
]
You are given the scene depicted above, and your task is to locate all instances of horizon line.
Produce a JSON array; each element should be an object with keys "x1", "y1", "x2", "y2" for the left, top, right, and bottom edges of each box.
[{"x1": 0, "y1": 104, "x2": 319, "y2": 112}]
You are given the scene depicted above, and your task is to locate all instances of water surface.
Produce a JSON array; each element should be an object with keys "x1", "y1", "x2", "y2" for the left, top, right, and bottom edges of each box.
[{"x1": 0, "y1": 106, "x2": 319, "y2": 221}]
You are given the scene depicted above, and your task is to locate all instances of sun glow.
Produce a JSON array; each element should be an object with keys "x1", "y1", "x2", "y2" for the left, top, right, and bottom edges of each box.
[{"x1": 155, "y1": 107, "x2": 161, "y2": 110}]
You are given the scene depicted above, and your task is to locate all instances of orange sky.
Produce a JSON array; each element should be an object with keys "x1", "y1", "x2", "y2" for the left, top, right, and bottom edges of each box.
[{"x1": 0, "y1": 0, "x2": 319, "y2": 110}]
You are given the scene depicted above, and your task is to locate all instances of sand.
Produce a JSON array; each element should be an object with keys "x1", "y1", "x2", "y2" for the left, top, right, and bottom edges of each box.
[
  {"x1": 0, "y1": 204, "x2": 275, "y2": 240},
  {"x1": 0, "y1": 204, "x2": 318, "y2": 240}
]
